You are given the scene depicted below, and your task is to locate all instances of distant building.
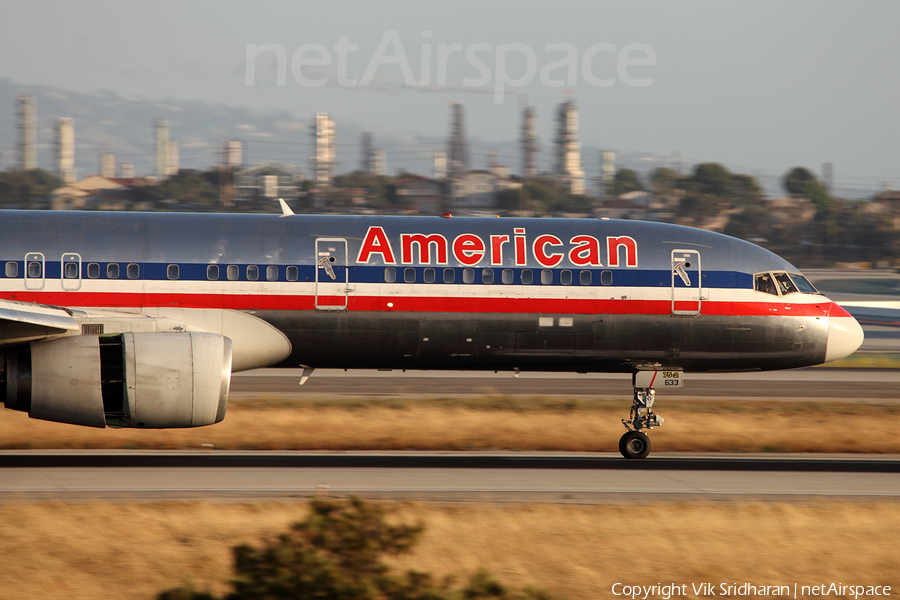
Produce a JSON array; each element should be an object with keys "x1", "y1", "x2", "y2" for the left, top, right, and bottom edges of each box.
[
  {"x1": 447, "y1": 104, "x2": 469, "y2": 180},
  {"x1": 50, "y1": 175, "x2": 148, "y2": 211},
  {"x1": 433, "y1": 152, "x2": 447, "y2": 180},
  {"x1": 233, "y1": 163, "x2": 303, "y2": 202},
  {"x1": 120, "y1": 162, "x2": 135, "y2": 178},
  {"x1": 167, "y1": 141, "x2": 179, "y2": 176},
  {"x1": 360, "y1": 132, "x2": 372, "y2": 171},
  {"x1": 155, "y1": 119, "x2": 169, "y2": 180},
  {"x1": 595, "y1": 198, "x2": 650, "y2": 221},
  {"x1": 601, "y1": 151, "x2": 616, "y2": 199},
  {"x1": 18, "y1": 97, "x2": 37, "y2": 171},
  {"x1": 360, "y1": 133, "x2": 386, "y2": 176},
  {"x1": 521, "y1": 106, "x2": 537, "y2": 178},
  {"x1": 56, "y1": 118, "x2": 75, "y2": 183},
  {"x1": 449, "y1": 170, "x2": 521, "y2": 211},
  {"x1": 371, "y1": 148, "x2": 386, "y2": 176},
  {"x1": 226, "y1": 140, "x2": 242, "y2": 168},
  {"x1": 617, "y1": 190, "x2": 654, "y2": 207},
  {"x1": 311, "y1": 112, "x2": 336, "y2": 185},
  {"x1": 100, "y1": 152, "x2": 115, "y2": 178},
  {"x1": 331, "y1": 187, "x2": 371, "y2": 212},
  {"x1": 395, "y1": 175, "x2": 443, "y2": 214},
  {"x1": 554, "y1": 100, "x2": 585, "y2": 196},
  {"x1": 874, "y1": 190, "x2": 900, "y2": 229}
]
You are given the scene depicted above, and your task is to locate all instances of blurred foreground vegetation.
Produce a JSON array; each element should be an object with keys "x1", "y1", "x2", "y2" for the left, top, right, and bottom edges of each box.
[{"x1": 158, "y1": 497, "x2": 556, "y2": 600}]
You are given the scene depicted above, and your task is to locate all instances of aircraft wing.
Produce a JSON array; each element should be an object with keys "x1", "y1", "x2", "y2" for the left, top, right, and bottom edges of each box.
[{"x1": 0, "y1": 299, "x2": 80, "y2": 348}]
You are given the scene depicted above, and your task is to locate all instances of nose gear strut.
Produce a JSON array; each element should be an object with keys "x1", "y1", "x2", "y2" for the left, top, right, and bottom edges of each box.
[{"x1": 619, "y1": 370, "x2": 681, "y2": 459}]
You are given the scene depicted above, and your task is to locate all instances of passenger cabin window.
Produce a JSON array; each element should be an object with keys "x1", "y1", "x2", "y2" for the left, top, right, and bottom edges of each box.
[
  {"x1": 580, "y1": 270, "x2": 592, "y2": 286},
  {"x1": 267, "y1": 266, "x2": 278, "y2": 281},
  {"x1": 64, "y1": 262, "x2": 79, "y2": 279},
  {"x1": 463, "y1": 268, "x2": 475, "y2": 284},
  {"x1": 754, "y1": 273, "x2": 778, "y2": 296},
  {"x1": 541, "y1": 270, "x2": 552, "y2": 285},
  {"x1": 27, "y1": 262, "x2": 41, "y2": 278},
  {"x1": 600, "y1": 270, "x2": 612, "y2": 286},
  {"x1": 107, "y1": 263, "x2": 119, "y2": 279},
  {"x1": 424, "y1": 268, "x2": 435, "y2": 284},
  {"x1": 247, "y1": 265, "x2": 259, "y2": 281},
  {"x1": 775, "y1": 272, "x2": 798, "y2": 295},
  {"x1": 790, "y1": 273, "x2": 819, "y2": 294},
  {"x1": 560, "y1": 270, "x2": 572, "y2": 285},
  {"x1": 404, "y1": 267, "x2": 416, "y2": 283},
  {"x1": 286, "y1": 266, "x2": 298, "y2": 281},
  {"x1": 521, "y1": 269, "x2": 533, "y2": 285},
  {"x1": 227, "y1": 265, "x2": 239, "y2": 281},
  {"x1": 127, "y1": 263, "x2": 140, "y2": 279},
  {"x1": 167, "y1": 264, "x2": 179, "y2": 280},
  {"x1": 207, "y1": 265, "x2": 219, "y2": 281},
  {"x1": 5, "y1": 262, "x2": 18, "y2": 278},
  {"x1": 502, "y1": 269, "x2": 513, "y2": 284},
  {"x1": 482, "y1": 268, "x2": 494, "y2": 284},
  {"x1": 443, "y1": 268, "x2": 455, "y2": 284},
  {"x1": 384, "y1": 267, "x2": 396, "y2": 283},
  {"x1": 87, "y1": 263, "x2": 100, "y2": 279}
]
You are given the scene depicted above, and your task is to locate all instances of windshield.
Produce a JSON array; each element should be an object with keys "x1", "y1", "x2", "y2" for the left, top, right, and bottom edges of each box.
[
  {"x1": 789, "y1": 273, "x2": 820, "y2": 294},
  {"x1": 774, "y1": 272, "x2": 798, "y2": 295},
  {"x1": 754, "y1": 273, "x2": 778, "y2": 295}
]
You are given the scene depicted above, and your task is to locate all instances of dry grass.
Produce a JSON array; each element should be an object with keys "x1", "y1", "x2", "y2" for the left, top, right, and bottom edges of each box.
[
  {"x1": 2, "y1": 396, "x2": 900, "y2": 453},
  {"x1": 0, "y1": 500, "x2": 898, "y2": 600}
]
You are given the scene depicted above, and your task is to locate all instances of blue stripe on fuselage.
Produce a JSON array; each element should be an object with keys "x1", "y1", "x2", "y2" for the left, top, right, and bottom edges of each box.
[{"x1": 4, "y1": 260, "x2": 753, "y2": 289}]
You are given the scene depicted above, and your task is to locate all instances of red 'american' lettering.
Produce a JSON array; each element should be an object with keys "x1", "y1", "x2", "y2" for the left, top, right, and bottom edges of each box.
[{"x1": 356, "y1": 227, "x2": 638, "y2": 268}]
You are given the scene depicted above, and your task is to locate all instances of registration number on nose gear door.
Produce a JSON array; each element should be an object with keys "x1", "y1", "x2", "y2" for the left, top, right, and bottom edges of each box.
[{"x1": 634, "y1": 370, "x2": 684, "y2": 389}]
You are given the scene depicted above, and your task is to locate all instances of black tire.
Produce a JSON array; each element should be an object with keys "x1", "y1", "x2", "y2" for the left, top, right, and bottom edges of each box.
[{"x1": 620, "y1": 430, "x2": 651, "y2": 459}]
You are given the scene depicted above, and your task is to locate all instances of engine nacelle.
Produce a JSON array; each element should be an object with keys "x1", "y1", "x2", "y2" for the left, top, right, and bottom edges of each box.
[{"x1": 3, "y1": 332, "x2": 232, "y2": 428}]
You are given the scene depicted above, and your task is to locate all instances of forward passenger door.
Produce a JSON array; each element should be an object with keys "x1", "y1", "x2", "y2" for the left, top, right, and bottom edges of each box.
[
  {"x1": 314, "y1": 238, "x2": 349, "y2": 310},
  {"x1": 671, "y1": 249, "x2": 702, "y2": 316}
]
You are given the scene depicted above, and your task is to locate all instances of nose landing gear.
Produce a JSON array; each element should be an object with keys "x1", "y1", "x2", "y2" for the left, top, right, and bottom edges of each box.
[{"x1": 619, "y1": 370, "x2": 681, "y2": 459}]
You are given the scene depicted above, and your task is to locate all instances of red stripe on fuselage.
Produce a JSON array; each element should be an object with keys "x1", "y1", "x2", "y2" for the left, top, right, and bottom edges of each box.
[{"x1": 0, "y1": 291, "x2": 836, "y2": 318}]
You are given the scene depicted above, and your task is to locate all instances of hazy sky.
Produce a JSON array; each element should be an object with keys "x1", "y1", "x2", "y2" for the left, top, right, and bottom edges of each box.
[{"x1": 1, "y1": 0, "x2": 898, "y2": 190}]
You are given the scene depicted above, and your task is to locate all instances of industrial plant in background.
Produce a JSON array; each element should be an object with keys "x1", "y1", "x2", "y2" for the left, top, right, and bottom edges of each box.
[
  {"x1": 2, "y1": 93, "x2": 898, "y2": 269},
  {"x1": 5, "y1": 94, "x2": 598, "y2": 215}
]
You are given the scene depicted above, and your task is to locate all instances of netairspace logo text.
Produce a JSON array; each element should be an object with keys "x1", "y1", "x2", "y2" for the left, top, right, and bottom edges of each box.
[
  {"x1": 611, "y1": 582, "x2": 892, "y2": 599},
  {"x1": 245, "y1": 30, "x2": 656, "y2": 103}
]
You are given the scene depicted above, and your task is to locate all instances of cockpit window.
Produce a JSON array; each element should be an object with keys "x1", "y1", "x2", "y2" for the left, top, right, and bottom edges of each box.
[
  {"x1": 754, "y1": 273, "x2": 778, "y2": 296},
  {"x1": 774, "y1": 272, "x2": 798, "y2": 295},
  {"x1": 789, "y1": 273, "x2": 819, "y2": 294}
]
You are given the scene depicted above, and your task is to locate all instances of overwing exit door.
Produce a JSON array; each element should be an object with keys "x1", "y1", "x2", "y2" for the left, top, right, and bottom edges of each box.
[
  {"x1": 315, "y1": 238, "x2": 349, "y2": 310},
  {"x1": 671, "y1": 249, "x2": 701, "y2": 316}
]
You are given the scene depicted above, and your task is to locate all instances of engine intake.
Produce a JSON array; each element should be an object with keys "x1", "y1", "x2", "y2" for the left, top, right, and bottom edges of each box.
[{"x1": 3, "y1": 332, "x2": 232, "y2": 428}]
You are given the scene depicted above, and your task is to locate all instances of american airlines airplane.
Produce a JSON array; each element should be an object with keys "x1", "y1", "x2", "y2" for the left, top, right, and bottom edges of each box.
[{"x1": 0, "y1": 209, "x2": 864, "y2": 458}]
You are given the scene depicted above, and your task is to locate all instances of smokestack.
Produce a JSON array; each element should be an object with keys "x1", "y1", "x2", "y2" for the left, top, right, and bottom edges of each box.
[
  {"x1": 18, "y1": 97, "x2": 37, "y2": 171},
  {"x1": 57, "y1": 117, "x2": 75, "y2": 183}
]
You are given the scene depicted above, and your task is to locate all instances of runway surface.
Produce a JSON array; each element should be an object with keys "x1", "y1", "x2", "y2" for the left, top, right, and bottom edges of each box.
[
  {"x1": 3, "y1": 451, "x2": 899, "y2": 503},
  {"x1": 230, "y1": 368, "x2": 900, "y2": 401}
]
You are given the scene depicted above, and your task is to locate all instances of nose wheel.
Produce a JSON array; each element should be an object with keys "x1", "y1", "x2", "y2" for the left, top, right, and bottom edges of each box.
[{"x1": 619, "y1": 430, "x2": 651, "y2": 459}]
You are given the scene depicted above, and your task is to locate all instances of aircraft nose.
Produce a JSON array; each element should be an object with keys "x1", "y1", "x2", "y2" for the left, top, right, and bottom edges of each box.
[{"x1": 825, "y1": 304, "x2": 865, "y2": 363}]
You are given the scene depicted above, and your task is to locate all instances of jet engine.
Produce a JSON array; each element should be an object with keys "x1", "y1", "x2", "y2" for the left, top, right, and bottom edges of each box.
[{"x1": 2, "y1": 332, "x2": 232, "y2": 428}]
